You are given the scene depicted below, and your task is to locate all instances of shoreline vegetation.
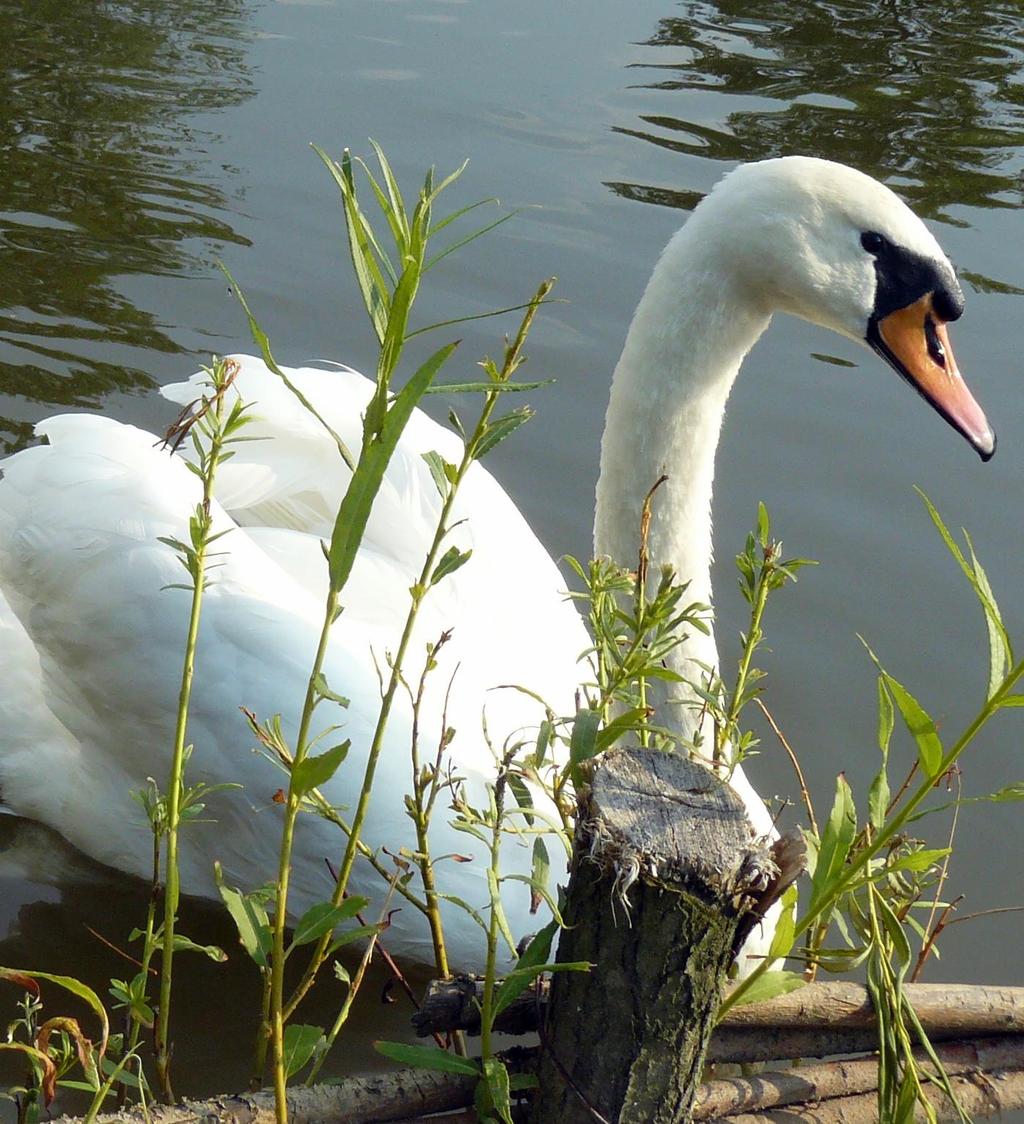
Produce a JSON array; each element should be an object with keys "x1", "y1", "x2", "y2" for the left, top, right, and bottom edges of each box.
[{"x1": 3, "y1": 147, "x2": 1024, "y2": 1123}]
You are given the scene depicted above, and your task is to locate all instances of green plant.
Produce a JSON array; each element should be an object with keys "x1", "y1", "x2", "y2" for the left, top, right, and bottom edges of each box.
[
  {"x1": 0, "y1": 971, "x2": 111, "y2": 1124},
  {"x1": 5, "y1": 141, "x2": 1020, "y2": 1124},
  {"x1": 203, "y1": 145, "x2": 562, "y2": 1121},
  {"x1": 150, "y1": 356, "x2": 251, "y2": 1099},
  {"x1": 717, "y1": 493, "x2": 1024, "y2": 1123}
]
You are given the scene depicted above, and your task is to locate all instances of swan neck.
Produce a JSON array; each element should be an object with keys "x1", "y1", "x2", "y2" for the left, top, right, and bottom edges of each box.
[{"x1": 594, "y1": 230, "x2": 771, "y2": 675}]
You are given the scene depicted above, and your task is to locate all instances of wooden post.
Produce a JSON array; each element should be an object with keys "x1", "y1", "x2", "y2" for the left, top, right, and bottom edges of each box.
[{"x1": 530, "y1": 746, "x2": 788, "y2": 1124}]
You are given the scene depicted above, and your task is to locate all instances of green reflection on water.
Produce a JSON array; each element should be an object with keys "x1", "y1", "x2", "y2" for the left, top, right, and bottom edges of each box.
[
  {"x1": 611, "y1": 0, "x2": 1024, "y2": 223},
  {"x1": 0, "y1": 0, "x2": 257, "y2": 439}
]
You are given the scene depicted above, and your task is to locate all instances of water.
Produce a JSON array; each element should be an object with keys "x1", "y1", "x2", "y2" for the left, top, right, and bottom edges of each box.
[{"x1": 2, "y1": 0, "x2": 1024, "y2": 1108}]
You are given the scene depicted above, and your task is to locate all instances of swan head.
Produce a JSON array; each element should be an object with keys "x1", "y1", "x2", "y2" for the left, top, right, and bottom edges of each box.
[{"x1": 700, "y1": 156, "x2": 995, "y2": 460}]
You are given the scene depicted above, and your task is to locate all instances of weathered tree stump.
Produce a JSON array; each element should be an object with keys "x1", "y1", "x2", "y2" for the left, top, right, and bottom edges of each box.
[{"x1": 529, "y1": 746, "x2": 784, "y2": 1124}]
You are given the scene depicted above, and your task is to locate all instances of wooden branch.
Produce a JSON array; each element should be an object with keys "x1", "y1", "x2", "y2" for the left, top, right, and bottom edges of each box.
[
  {"x1": 722, "y1": 981, "x2": 1024, "y2": 1032},
  {"x1": 47, "y1": 1066, "x2": 484, "y2": 1124},
  {"x1": 694, "y1": 1035, "x2": 1024, "y2": 1119},
  {"x1": 724, "y1": 1066, "x2": 1024, "y2": 1123},
  {"x1": 706, "y1": 1026, "x2": 909, "y2": 1065},
  {"x1": 47, "y1": 1036, "x2": 1024, "y2": 1123},
  {"x1": 414, "y1": 978, "x2": 1024, "y2": 1041}
]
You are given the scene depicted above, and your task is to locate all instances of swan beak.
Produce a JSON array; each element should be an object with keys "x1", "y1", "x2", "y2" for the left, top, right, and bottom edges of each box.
[{"x1": 870, "y1": 293, "x2": 995, "y2": 461}]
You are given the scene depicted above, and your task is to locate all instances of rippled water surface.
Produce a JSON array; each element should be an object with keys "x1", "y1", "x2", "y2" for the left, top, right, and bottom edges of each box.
[{"x1": 2, "y1": 0, "x2": 1024, "y2": 1108}]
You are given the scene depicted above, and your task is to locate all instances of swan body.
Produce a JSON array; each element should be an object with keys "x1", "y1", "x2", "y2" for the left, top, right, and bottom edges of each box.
[
  {"x1": 0, "y1": 157, "x2": 992, "y2": 972},
  {"x1": 0, "y1": 362, "x2": 587, "y2": 967}
]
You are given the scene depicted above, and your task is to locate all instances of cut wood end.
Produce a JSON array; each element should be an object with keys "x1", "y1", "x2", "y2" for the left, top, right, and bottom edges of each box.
[{"x1": 578, "y1": 747, "x2": 779, "y2": 909}]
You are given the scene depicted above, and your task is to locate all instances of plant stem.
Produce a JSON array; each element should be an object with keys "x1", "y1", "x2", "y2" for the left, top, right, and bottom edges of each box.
[
  {"x1": 716, "y1": 548, "x2": 772, "y2": 767},
  {"x1": 479, "y1": 776, "x2": 507, "y2": 1066},
  {"x1": 283, "y1": 427, "x2": 478, "y2": 1022},
  {"x1": 252, "y1": 969, "x2": 273, "y2": 1090},
  {"x1": 304, "y1": 874, "x2": 399, "y2": 1085},
  {"x1": 155, "y1": 367, "x2": 232, "y2": 1101},
  {"x1": 408, "y1": 634, "x2": 454, "y2": 981},
  {"x1": 268, "y1": 587, "x2": 340, "y2": 1121},
  {"x1": 122, "y1": 828, "x2": 161, "y2": 1094},
  {"x1": 306, "y1": 795, "x2": 429, "y2": 914}
]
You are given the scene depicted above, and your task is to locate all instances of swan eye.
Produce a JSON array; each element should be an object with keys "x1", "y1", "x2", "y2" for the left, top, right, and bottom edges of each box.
[
  {"x1": 861, "y1": 231, "x2": 886, "y2": 255},
  {"x1": 924, "y1": 315, "x2": 946, "y2": 368}
]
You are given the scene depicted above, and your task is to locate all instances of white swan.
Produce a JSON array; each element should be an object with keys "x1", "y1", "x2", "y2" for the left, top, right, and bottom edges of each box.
[{"x1": 0, "y1": 157, "x2": 993, "y2": 974}]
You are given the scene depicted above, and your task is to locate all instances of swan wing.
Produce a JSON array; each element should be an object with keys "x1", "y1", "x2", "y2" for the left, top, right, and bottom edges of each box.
[{"x1": 162, "y1": 356, "x2": 591, "y2": 717}]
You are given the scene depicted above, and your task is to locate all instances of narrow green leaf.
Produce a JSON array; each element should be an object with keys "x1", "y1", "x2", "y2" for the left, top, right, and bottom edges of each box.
[
  {"x1": 531, "y1": 837, "x2": 551, "y2": 904},
  {"x1": 357, "y1": 159, "x2": 406, "y2": 253},
  {"x1": 214, "y1": 862, "x2": 271, "y2": 968},
  {"x1": 727, "y1": 969, "x2": 805, "y2": 1008},
  {"x1": 966, "y1": 532, "x2": 1012, "y2": 699},
  {"x1": 810, "y1": 774, "x2": 857, "y2": 909},
  {"x1": 767, "y1": 885, "x2": 798, "y2": 960},
  {"x1": 875, "y1": 889, "x2": 912, "y2": 970},
  {"x1": 170, "y1": 935, "x2": 228, "y2": 962},
  {"x1": 596, "y1": 706, "x2": 657, "y2": 751},
  {"x1": 893, "y1": 1070, "x2": 920, "y2": 1123},
  {"x1": 373, "y1": 1040, "x2": 480, "y2": 1075},
  {"x1": 886, "y1": 848, "x2": 950, "y2": 874},
  {"x1": 493, "y1": 919, "x2": 557, "y2": 1019},
  {"x1": 421, "y1": 450, "x2": 452, "y2": 498},
  {"x1": 219, "y1": 261, "x2": 354, "y2": 466},
  {"x1": 96, "y1": 1053, "x2": 142, "y2": 1088},
  {"x1": 368, "y1": 139, "x2": 410, "y2": 243},
  {"x1": 326, "y1": 923, "x2": 383, "y2": 954},
  {"x1": 918, "y1": 489, "x2": 1013, "y2": 700},
  {"x1": 869, "y1": 679, "x2": 892, "y2": 831},
  {"x1": 507, "y1": 773, "x2": 535, "y2": 826},
  {"x1": 437, "y1": 893, "x2": 489, "y2": 933},
  {"x1": 569, "y1": 707, "x2": 602, "y2": 785},
  {"x1": 426, "y1": 209, "x2": 517, "y2": 271},
  {"x1": 292, "y1": 897, "x2": 368, "y2": 947},
  {"x1": 756, "y1": 501, "x2": 770, "y2": 548},
  {"x1": 292, "y1": 741, "x2": 351, "y2": 797},
  {"x1": 482, "y1": 1056, "x2": 514, "y2": 1124},
  {"x1": 282, "y1": 1024, "x2": 325, "y2": 1078},
  {"x1": 868, "y1": 763, "x2": 890, "y2": 832},
  {"x1": 327, "y1": 342, "x2": 458, "y2": 591},
  {"x1": 430, "y1": 195, "x2": 497, "y2": 236},
  {"x1": 488, "y1": 867, "x2": 518, "y2": 954},
  {"x1": 424, "y1": 378, "x2": 551, "y2": 395},
  {"x1": 473, "y1": 407, "x2": 534, "y2": 460},
  {"x1": 877, "y1": 675, "x2": 894, "y2": 754},
  {"x1": 532, "y1": 719, "x2": 553, "y2": 767},
  {"x1": 313, "y1": 145, "x2": 390, "y2": 343},
  {"x1": 884, "y1": 674, "x2": 943, "y2": 779},
  {"x1": 988, "y1": 782, "x2": 1024, "y2": 800},
  {"x1": 501, "y1": 874, "x2": 567, "y2": 927},
  {"x1": 376, "y1": 259, "x2": 421, "y2": 388},
  {"x1": 424, "y1": 157, "x2": 468, "y2": 208},
  {"x1": 313, "y1": 673, "x2": 350, "y2": 708},
  {"x1": 431, "y1": 546, "x2": 472, "y2": 585}
]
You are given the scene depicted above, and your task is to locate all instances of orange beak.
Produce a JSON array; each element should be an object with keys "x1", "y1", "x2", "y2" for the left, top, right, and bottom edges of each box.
[{"x1": 870, "y1": 293, "x2": 995, "y2": 460}]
